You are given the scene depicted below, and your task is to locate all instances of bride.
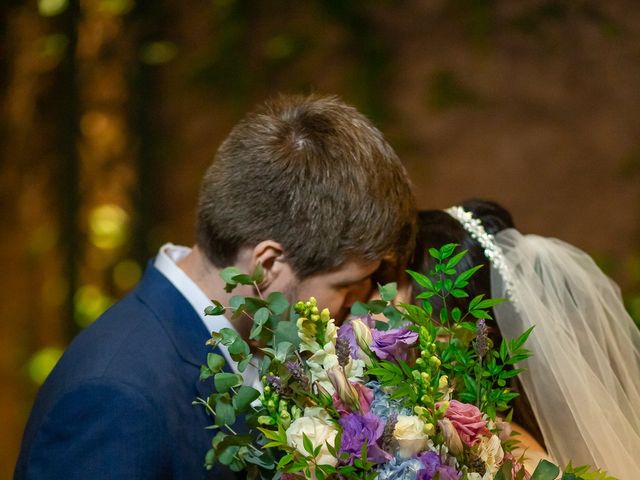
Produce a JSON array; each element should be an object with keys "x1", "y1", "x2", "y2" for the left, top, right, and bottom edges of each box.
[{"x1": 402, "y1": 199, "x2": 640, "y2": 479}]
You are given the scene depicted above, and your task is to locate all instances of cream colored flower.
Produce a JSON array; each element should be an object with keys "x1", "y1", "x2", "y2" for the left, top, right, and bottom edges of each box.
[
  {"x1": 393, "y1": 415, "x2": 430, "y2": 458},
  {"x1": 307, "y1": 345, "x2": 365, "y2": 396},
  {"x1": 438, "y1": 417, "x2": 464, "y2": 456},
  {"x1": 285, "y1": 407, "x2": 339, "y2": 466},
  {"x1": 473, "y1": 434, "x2": 504, "y2": 476}
]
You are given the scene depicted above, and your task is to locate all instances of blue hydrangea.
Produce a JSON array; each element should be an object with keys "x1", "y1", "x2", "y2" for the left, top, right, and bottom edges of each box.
[
  {"x1": 367, "y1": 381, "x2": 412, "y2": 421},
  {"x1": 375, "y1": 457, "x2": 424, "y2": 480}
]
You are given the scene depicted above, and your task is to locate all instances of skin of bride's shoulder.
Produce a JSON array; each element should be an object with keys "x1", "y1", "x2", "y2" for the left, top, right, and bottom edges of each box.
[{"x1": 510, "y1": 421, "x2": 552, "y2": 472}]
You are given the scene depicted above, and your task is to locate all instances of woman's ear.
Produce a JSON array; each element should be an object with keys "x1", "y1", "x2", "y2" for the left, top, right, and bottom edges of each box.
[{"x1": 250, "y1": 240, "x2": 290, "y2": 292}]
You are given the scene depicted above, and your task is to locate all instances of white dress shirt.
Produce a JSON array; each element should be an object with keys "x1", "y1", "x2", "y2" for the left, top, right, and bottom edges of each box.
[{"x1": 154, "y1": 243, "x2": 260, "y2": 389}]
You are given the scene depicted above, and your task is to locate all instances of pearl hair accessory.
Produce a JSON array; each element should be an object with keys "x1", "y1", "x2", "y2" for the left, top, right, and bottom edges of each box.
[{"x1": 444, "y1": 206, "x2": 516, "y2": 303}]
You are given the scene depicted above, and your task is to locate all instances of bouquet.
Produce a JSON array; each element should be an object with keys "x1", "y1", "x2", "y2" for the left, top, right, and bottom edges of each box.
[{"x1": 195, "y1": 244, "x2": 614, "y2": 480}]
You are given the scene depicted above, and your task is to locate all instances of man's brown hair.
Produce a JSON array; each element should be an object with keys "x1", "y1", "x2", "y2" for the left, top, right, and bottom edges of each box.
[{"x1": 196, "y1": 94, "x2": 416, "y2": 278}]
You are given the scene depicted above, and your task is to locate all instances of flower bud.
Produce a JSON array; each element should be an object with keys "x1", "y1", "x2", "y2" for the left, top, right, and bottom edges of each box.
[
  {"x1": 438, "y1": 418, "x2": 463, "y2": 456},
  {"x1": 327, "y1": 365, "x2": 360, "y2": 411},
  {"x1": 351, "y1": 318, "x2": 373, "y2": 351},
  {"x1": 258, "y1": 415, "x2": 276, "y2": 426}
]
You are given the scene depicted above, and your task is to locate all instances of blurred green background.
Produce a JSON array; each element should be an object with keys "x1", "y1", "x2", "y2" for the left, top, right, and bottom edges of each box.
[{"x1": 2, "y1": 0, "x2": 640, "y2": 477}]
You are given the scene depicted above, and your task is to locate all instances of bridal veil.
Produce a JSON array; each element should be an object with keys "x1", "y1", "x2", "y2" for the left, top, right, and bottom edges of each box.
[{"x1": 491, "y1": 229, "x2": 640, "y2": 479}]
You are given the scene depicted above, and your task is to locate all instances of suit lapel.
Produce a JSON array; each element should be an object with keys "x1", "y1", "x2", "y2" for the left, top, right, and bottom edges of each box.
[{"x1": 133, "y1": 263, "x2": 236, "y2": 398}]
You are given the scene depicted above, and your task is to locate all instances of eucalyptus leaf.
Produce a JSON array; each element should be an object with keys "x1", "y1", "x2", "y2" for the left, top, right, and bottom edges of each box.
[
  {"x1": 251, "y1": 262, "x2": 265, "y2": 284},
  {"x1": 214, "y1": 372, "x2": 243, "y2": 393},
  {"x1": 207, "y1": 352, "x2": 225, "y2": 373},
  {"x1": 350, "y1": 302, "x2": 369, "y2": 317},
  {"x1": 254, "y1": 307, "x2": 270, "y2": 326},
  {"x1": 214, "y1": 395, "x2": 236, "y2": 426},
  {"x1": 204, "y1": 300, "x2": 226, "y2": 316},
  {"x1": 267, "y1": 291, "x2": 289, "y2": 315},
  {"x1": 379, "y1": 282, "x2": 397, "y2": 302},
  {"x1": 220, "y1": 267, "x2": 242, "y2": 284},
  {"x1": 219, "y1": 328, "x2": 239, "y2": 346},
  {"x1": 233, "y1": 385, "x2": 260, "y2": 411},
  {"x1": 274, "y1": 321, "x2": 300, "y2": 347},
  {"x1": 237, "y1": 354, "x2": 253, "y2": 373},
  {"x1": 229, "y1": 295, "x2": 245, "y2": 310}
]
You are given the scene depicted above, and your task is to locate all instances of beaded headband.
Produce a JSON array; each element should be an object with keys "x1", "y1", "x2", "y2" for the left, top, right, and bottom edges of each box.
[{"x1": 444, "y1": 206, "x2": 515, "y2": 301}]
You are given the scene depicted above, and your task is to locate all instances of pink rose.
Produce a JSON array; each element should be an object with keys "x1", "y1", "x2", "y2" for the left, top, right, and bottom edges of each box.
[{"x1": 442, "y1": 400, "x2": 491, "y2": 446}]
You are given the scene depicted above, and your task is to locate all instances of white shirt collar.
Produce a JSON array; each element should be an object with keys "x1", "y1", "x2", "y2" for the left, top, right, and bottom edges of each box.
[{"x1": 154, "y1": 243, "x2": 260, "y2": 389}]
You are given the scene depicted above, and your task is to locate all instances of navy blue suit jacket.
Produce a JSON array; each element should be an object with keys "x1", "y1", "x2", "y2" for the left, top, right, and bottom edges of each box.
[{"x1": 15, "y1": 263, "x2": 241, "y2": 479}]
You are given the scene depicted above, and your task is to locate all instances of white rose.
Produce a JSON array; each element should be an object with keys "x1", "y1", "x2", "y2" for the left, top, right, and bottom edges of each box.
[
  {"x1": 473, "y1": 434, "x2": 504, "y2": 476},
  {"x1": 393, "y1": 415, "x2": 430, "y2": 458},
  {"x1": 285, "y1": 408, "x2": 339, "y2": 466}
]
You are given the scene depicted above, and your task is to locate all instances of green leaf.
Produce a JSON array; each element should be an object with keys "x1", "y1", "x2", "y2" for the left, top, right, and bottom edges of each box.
[
  {"x1": 249, "y1": 323, "x2": 263, "y2": 340},
  {"x1": 199, "y1": 365, "x2": 213, "y2": 381},
  {"x1": 221, "y1": 267, "x2": 243, "y2": 284},
  {"x1": 274, "y1": 321, "x2": 300, "y2": 347},
  {"x1": 267, "y1": 291, "x2": 289, "y2": 315},
  {"x1": 217, "y1": 444, "x2": 240, "y2": 465},
  {"x1": 350, "y1": 301, "x2": 369, "y2": 317},
  {"x1": 254, "y1": 307, "x2": 270, "y2": 325},
  {"x1": 470, "y1": 309, "x2": 492, "y2": 320},
  {"x1": 379, "y1": 282, "x2": 398, "y2": 302},
  {"x1": 207, "y1": 353, "x2": 226, "y2": 373},
  {"x1": 228, "y1": 337, "x2": 251, "y2": 360},
  {"x1": 219, "y1": 328, "x2": 239, "y2": 346},
  {"x1": 511, "y1": 325, "x2": 535, "y2": 351},
  {"x1": 439, "y1": 243, "x2": 457, "y2": 259},
  {"x1": 456, "y1": 264, "x2": 483, "y2": 283},
  {"x1": 229, "y1": 295, "x2": 245, "y2": 310},
  {"x1": 274, "y1": 341, "x2": 294, "y2": 362},
  {"x1": 205, "y1": 300, "x2": 226, "y2": 316},
  {"x1": 383, "y1": 305, "x2": 403, "y2": 328},
  {"x1": 214, "y1": 394, "x2": 236, "y2": 426},
  {"x1": 206, "y1": 331, "x2": 222, "y2": 348},
  {"x1": 450, "y1": 289, "x2": 469, "y2": 298},
  {"x1": 406, "y1": 269, "x2": 435, "y2": 291},
  {"x1": 531, "y1": 459, "x2": 561, "y2": 480},
  {"x1": 214, "y1": 372, "x2": 243, "y2": 393},
  {"x1": 251, "y1": 263, "x2": 265, "y2": 284},
  {"x1": 446, "y1": 249, "x2": 468, "y2": 269},
  {"x1": 231, "y1": 273, "x2": 253, "y2": 285},
  {"x1": 451, "y1": 307, "x2": 462, "y2": 322},
  {"x1": 428, "y1": 247, "x2": 441, "y2": 260},
  {"x1": 276, "y1": 453, "x2": 294, "y2": 469},
  {"x1": 477, "y1": 297, "x2": 507, "y2": 309},
  {"x1": 233, "y1": 385, "x2": 260, "y2": 411},
  {"x1": 237, "y1": 354, "x2": 253, "y2": 373},
  {"x1": 302, "y1": 433, "x2": 314, "y2": 455}
]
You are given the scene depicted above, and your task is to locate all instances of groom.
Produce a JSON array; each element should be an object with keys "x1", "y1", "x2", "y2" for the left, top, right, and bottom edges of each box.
[{"x1": 15, "y1": 94, "x2": 416, "y2": 479}]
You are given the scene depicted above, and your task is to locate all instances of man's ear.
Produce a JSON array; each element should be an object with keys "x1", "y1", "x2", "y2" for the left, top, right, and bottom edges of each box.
[{"x1": 250, "y1": 240, "x2": 291, "y2": 291}]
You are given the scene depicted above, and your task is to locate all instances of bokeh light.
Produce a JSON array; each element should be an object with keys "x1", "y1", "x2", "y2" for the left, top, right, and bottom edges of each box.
[
  {"x1": 27, "y1": 347, "x2": 64, "y2": 385},
  {"x1": 74, "y1": 284, "x2": 113, "y2": 327},
  {"x1": 88, "y1": 204, "x2": 129, "y2": 250},
  {"x1": 113, "y1": 259, "x2": 142, "y2": 291}
]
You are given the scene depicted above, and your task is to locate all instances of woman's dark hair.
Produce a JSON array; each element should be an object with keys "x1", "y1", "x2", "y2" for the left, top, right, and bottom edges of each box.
[{"x1": 410, "y1": 199, "x2": 545, "y2": 447}]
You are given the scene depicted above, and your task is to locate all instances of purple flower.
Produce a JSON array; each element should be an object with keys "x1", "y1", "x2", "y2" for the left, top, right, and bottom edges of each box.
[
  {"x1": 370, "y1": 328, "x2": 419, "y2": 361},
  {"x1": 339, "y1": 413, "x2": 391, "y2": 464},
  {"x1": 338, "y1": 321, "x2": 360, "y2": 357},
  {"x1": 416, "y1": 451, "x2": 461, "y2": 480}
]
